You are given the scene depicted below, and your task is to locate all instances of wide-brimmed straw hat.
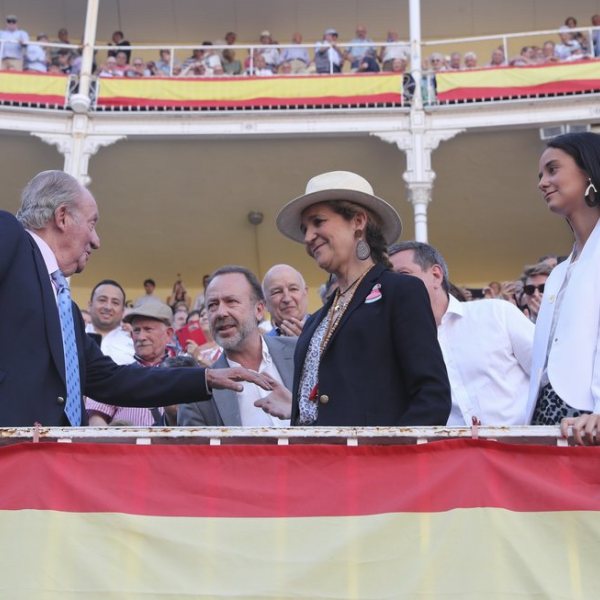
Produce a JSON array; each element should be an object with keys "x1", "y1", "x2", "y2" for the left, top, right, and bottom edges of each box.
[{"x1": 276, "y1": 171, "x2": 402, "y2": 244}]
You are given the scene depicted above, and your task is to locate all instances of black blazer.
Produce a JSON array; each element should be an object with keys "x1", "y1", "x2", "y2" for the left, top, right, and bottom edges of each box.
[
  {"x1": 0, "y1": 211, "x2": 210, "y2": 427},
  {"x1": 292, "y1": 263, "x2": 451, "y2": 426}
]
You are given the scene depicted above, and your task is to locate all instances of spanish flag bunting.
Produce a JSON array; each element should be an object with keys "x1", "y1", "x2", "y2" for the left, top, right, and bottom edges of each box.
[
  {"x1": 436, "y1": 59, "x2": 600, "y2": 102},
  {"x1": 1, "y1": 438, "x2": 600, "y2": 598},
  {"x1": 0, "y1": 71, "x2": 68, "y2": 105}
]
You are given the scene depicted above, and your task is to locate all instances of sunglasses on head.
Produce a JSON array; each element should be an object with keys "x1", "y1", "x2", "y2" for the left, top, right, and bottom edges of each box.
[{"x1": 524, "y1": 283, "x2": 545, "y2": 295}]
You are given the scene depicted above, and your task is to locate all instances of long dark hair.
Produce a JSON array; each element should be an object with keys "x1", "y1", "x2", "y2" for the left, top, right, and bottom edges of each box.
[
  {"x1": 547, "y1": 132, "x2": 600, "y2": 207},
  {"x1": 323, "y1": 200, "x2": 392, "y2": 269}
]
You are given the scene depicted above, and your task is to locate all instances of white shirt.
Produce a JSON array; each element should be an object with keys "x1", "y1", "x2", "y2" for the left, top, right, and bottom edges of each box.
[
  {"x1": 438, "y1": 296, "x2": 534, "y2": 426},
  {"x1": 26, "y1": 230, "x2": 59, "y2": 299},
  {"x1": 85, "y1": 323, "x2": 134, "y2": 365},
  {"x1": 226, "y1": 338, "x2": 290, "y2": 427}
]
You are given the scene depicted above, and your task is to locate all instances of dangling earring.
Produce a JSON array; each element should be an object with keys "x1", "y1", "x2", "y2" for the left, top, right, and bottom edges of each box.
[
  {"x1": 585, "y1": 178, "x2": 599, "y2": 207},
  {"x1": 356, "y1": 237, "x2": 371, "y2": 261}
]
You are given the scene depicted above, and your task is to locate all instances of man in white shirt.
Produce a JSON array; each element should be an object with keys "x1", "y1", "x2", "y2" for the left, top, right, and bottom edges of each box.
[
  {"x1": 389, "y1": 242, "x2": 534, "y2": 426},
  {"x1": 178, "y1": 266, "x2": 295, "y2": 427},
  {"x1": 0, "y1": 15, "x2": 29, "y2": 70}
]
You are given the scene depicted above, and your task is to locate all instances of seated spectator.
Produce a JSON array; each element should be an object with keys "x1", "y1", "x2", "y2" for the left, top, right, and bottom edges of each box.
[
  {"x1": 125, "y1": 57, "x2": 151, "y2": 77},
  {"x1": 277, "y1": 61, "x2": 292, "y2": 74},
  {"x1": 315, "y1": 28, "x2": 343, "y2": 73},
  {"x1": 25, "y1": 33, "x2": 48, "y2": 72},
  {"x1": 56, "y1": 48, "x2": 73, "y2": 74},
  {"x1": 555, "y1": 26, "x2": 583, "y2": 61},
  {"x1": 542, "y1": 40, "x2": 559, "y2": 63},
  {"x1": 183, "y1": 48, "x2": 204, "y2": 69},
  {"x1": 0, "y1": 15, "x2": 29, "y2": 71},
  {"x1": 487, "y1": 47, "x2": 506, "y2": 67},
  {"x1": 428, "y1": 52, "x2": 446, "y2": 71},
  {"x1": 279, "y1": 32, "x2": 310, "y2": 73},
  {"x1": 98, "y1": 57, "x2": 118, "y2": 77},
  {"x1": 246, "y1": 53, "x2": 273, "y2": 76},
  {"x1": 380, "y1": 31, "x2": 409, "y2": 71},
  {"x1": 510, "y1": 46, "x2": 538, "y2": 66},
  {"x1": 357, "y1": 48, "x2": 380, "y2": 72},
  {"x1": 182, "y1": 307, "x2": 222, "y2": 367},
  {"x1": 222, "y1": 47, "x2": 242, "y2": 75},
  {"x1": 520, "y1": 262, "x2": 553, "y2": 323},
  {"x1": 591, "y1": 14, "x2": 600, "y2": 57},
  {"x1": 112, "y1": 49, "x2": 129, "y2": 75},
  {"x1": 257, "y1": 30, "x2": 280, "y2": 73},
  {"x1": 155, "y1": 49, "x2": 178, "y2": 76},
  {"x1": 464, "y1": 51, "x2": 478, "y2": 68},
  {"x1": 200, "y1": 41, "x2": 223, "y2": 75},
  {"x1": 448, "y1": 52, "x2": 462, "y2": 70},
  {"x1": 48, "y1": 58, "x2": 61, "y2": 73},
  {"x1": 345, "y1": 24, "x2": 375, "y2": 70},
  {"x1": 51, "y1": 28, "x2": 72, "y2": 62},
  {"x1": 564, "y1": 16, "x2": 589, "y2": 53},
  {"x1": 107, "y1": 30, "x2": 131, "y2": 61}
]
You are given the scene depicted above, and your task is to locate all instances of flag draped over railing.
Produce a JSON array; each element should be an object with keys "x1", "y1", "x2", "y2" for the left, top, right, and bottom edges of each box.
[
  {"x1": 436, "y1": 59, "x2": 600, "y2": 102},
  {"x1": 0, "y1": 71, "x2": 69, "y2": 106},
  {"x1": 1, "y1": 438, "x2": 600, "y2": 598}
]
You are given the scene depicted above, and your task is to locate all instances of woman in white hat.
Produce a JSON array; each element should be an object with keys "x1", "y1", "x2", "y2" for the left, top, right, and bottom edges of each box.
[{"x1": 274, "y1": 171, "x2": 451, "y2": 426}]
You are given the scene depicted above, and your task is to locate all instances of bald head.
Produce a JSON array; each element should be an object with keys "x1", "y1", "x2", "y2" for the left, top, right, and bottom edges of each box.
[{"x1": 262, "y1": 264, "x2": 308, "y2": 327}]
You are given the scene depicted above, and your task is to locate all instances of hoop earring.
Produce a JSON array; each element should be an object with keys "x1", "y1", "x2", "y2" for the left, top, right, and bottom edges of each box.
[
  {"x1": 356, "y1": 239, "x2": 371, "y2": 261},
  {"x1": 585, "y1": 179, "x2": 599, "y2": 208}
]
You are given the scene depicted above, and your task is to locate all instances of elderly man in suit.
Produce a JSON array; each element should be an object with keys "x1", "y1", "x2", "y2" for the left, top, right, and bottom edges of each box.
[
  {"x1": 178, "y1": 266, "x2": 295, "y2": 427},
  {"x1": 0, "y1": 170, "x2": 268, "y2": 427}
]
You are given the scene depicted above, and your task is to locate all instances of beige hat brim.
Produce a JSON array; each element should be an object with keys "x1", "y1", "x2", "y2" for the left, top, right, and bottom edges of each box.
[{"x1": 276, "y1": 188, "x2": 402, "y2": 244}]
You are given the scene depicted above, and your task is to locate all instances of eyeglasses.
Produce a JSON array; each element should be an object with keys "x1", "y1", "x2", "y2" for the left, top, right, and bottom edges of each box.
[
  {"x1": 6, "y1": 19, "x2": 16, "y2": 24},
  {"x1": 524, "y1": 284, "x2": 545, "y2": 295}
]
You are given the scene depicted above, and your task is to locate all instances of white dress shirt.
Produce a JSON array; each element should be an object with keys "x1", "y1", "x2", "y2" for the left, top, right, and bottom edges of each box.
[
  {"x1": 226, "y1": 337, "x2": 290, "y2": 427},
  {"x1": 85, "y1": 323, "x2": 134, "y2": 365},
  {"x1": 438, "y1": 296, "x2": 534, "y2": 426}
]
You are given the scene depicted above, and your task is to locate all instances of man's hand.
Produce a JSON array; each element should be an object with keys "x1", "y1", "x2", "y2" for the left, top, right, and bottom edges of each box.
[
  {"x1": 206, "y1": 367, "x2": 273, "y2": 393},
  {"x1": 254, "y1": 375, "x2": 292, "y2": 419},
  {"x1": 561, "y1": 414, "x2": 600, "y2": 446},
  {"x1": 279, "y1": 317, "x2": 305, "y2": 337}
]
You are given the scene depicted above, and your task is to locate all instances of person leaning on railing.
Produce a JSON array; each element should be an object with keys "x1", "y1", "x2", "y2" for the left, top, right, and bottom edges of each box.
[{"x1": 529, "y1": 132, "x2": 600, "y2": 444}]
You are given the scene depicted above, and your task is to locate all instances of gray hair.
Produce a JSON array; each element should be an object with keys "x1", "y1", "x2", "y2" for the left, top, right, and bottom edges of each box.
[
  {"x1": 16, "y1": 170, "x2": 83, "y2": 230},
  {"x1": 521, "y1": 261, "x2": 553, "y2": 283},
  {"x1": 388, "y1": 241, "x2": 450, "y2": 292}
]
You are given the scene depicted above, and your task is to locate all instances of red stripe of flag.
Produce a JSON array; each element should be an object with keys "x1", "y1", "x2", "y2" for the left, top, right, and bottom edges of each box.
[{"x1": 1, "y1": 439, "x2": 599, "y2": 517}]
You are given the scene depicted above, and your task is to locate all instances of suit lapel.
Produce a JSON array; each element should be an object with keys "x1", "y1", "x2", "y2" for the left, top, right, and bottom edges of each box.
[
  {"x1": 322, "y1": 263, "x2": 385, "y2": 356},
  {"x1": 212, "y1": 354, "x2": 242, "y2": 425},
  {"x1": 265, "y1": 337, "x2": 295, "y2": 391},
  {"x1": 30, "y1": 235, "x2": 66, "y2": 385}
]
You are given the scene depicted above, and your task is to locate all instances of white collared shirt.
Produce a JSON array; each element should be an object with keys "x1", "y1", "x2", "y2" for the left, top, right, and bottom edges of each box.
[
  {"x1": 85, "y1": 323, "x2": 135, "y2": 365},
  {"x1": 438, "y1": 296, "x2": 534, "y2": 426},
  {"x1": 226, "y1": 338, "x2": 290, "y2": 427},
  {"x1": 26, "y1": 230, "x2": 60, "y2": 300}
]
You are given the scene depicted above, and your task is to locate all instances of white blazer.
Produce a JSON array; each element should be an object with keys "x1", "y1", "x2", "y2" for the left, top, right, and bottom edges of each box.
[{"x1": 527, "y1": 217, "x2": 600, "y2": 421}]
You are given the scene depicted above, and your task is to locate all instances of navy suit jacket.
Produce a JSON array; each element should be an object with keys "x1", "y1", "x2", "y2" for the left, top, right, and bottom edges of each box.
[
  {"x1": 292, "y1": 263, "x2": 451, "y2": 426},
  {"x1": 0, "y1": 211, "x2": 210, "y2": 427}
]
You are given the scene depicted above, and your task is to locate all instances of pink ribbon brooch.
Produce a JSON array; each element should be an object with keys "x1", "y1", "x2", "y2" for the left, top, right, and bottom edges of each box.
[{"x1": 364, "y1": 283, "x2": 382, "y2": 304}]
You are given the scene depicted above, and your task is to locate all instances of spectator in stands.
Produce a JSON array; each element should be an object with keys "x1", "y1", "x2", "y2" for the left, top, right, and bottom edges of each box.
[
  {"x1": 520, "y1": 262, "x2": 552, "y2": 323},
  {"x1": 0, "y1": 15, "x2": 29, "y2": 71},
  {"x1": 167, "y1": 277, "x2": 191, "y2": 310},
  {"x1": 345, "y1": 25, "x2": 375, "y2": 70},
  {"x1": 555, "y1": 26, "x2": 583, "y2": 61},
  {"x1": 257, "y1": 30, "x2": 280, "y2": 73},
  {"x1": 222, "y1": 48, "x2": 242, "y2": 75},
  {"x1": 391, "y1": 57, "x2": 415, "y2": 103},
  {"x1": 379, "y1": 31, "x2": 409, "y2": 71},
  {"x1": 25, "y1": 34, "x2": 49, "y2": 72},
  {"x1": 225, "y1": 31, "x2": 237, "y2": 46},
  {"x1": 155, "y1": 49, "x2": 177, "y2": 76},
  {"x1": 262, "y1": 264, "x2": 309, "y2": 337},
  {"x1": 449, "y1": 52, "x2": 462, "y2": 70},
  {"x1": 280, "y1": 32, "x2": 310, "y2": 73},
  {"x1": 87, "y1": 301, "x2": 176, "y2": 426},
  {"x1": 112, "y1": 49, "x2": 129, "y2": 75},
  {"x1": 126, "y1": 57, "x2": 151, "y2": 77},
  {"x1": 192, "y1": 274, "x2": 211, "y2": 311},
  {"x1": 357, "y1": 48, "x2": 381, "y2": 72},
  {"x1": 200, "y1": 41, "x2": 223, "y2": 75},
  {"x1": 172, "y1": 306, "x2": 188, "y2": 331},
  {"x1": 182, "y1": 307, "x2": 222, "y2": 367},
  {"x1": 565, "y1": 16, "x2": 589, "y2": 53},
  {"x1": 274, "y1": 170, "x2": 451, "y2": 426},
  {"x1": 591, "y1": 14, "x2": 600, "y2": 57},
  {"x1": 487, "y1": 47, "x2": 506, "y2": 67},
  {"x1": 97, "y1": 55, "x2": 118, "y2": 77},
  {"x1": 55, "y1": 49, "x2": 73, "y2": 74},
  {"x1": 530, "y1": 132, "x2": 600, "y2": 442},
  {"x1": 510, "y1": 46, "x2": 538, "y2": 66},
  {"x1": 541, "y1": 40, "x2": 558, "y2": 63},
  {"x1": 180, "y1": 59, "x2": 206, "y2": 77},
  {"x1": 464, "y1": 51, "x2": 478, "y2": 68},
  {"x1": 136, "y1": 278, "x2": 157, "y2": 305},
  {"x1": 389, "y1": 242, "x2": 533, "y2": 426},
  {"x1": 108, "y1": 30, "x2": 131, "y2": 61},
  {"x1": 315, "y1": 28, "x2": 343, "y2": 74},
  {"x1": 246, "y1": 53, "x2": 273, "y2": 76},
  {"x1": 51, "y1": 28, "x2": 72, "y2": 61},
  {"x1": 178, "y1": 266, "x2": 295, "y2": 426},
  {"x1": 182, "y1": 48, "x2": 204, "y2": 69},
  {"x1": 428, "y1": 52, "x2": 446, "y2": 72}
]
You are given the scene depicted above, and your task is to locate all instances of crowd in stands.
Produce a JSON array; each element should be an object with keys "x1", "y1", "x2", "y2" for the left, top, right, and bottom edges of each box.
[{"x1": 1, "y1": 13, "x2": 599, "y2": 79}]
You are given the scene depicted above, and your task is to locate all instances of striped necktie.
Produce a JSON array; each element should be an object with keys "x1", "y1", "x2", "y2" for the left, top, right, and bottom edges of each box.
[{"x1": 51, "y1": 270, "x2": 82, "y2": 426}]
